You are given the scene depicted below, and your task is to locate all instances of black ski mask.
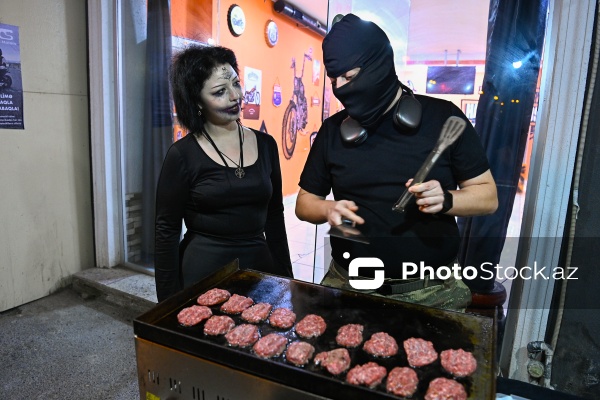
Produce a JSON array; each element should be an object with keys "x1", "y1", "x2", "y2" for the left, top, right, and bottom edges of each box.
[{"x1": 323, "y1": 14, "x2": 401, "y2": 129}]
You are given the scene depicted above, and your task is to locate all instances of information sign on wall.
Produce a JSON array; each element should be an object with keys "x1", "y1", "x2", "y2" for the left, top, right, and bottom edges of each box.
[{"x1": 0, "y1": 23, "x2": 24, "y2": 130}]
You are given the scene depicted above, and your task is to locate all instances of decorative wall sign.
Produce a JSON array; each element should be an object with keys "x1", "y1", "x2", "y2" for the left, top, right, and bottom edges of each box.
[
  {"x1": 272, "y1": 77, "x2": 282, "y2": 107},
  {"x1": 259, "y1": 120, "x2": 269, "y2": 135},
  {"x1": 227, "y1": 4, "x2": 246, "y2": 37},
  {"x1": 265, "y1": 20, "x2": 278, "y2": 47},
  {"x1": 322, "y1": 86, "x2": 331, "y2": 120},
  {"x1": 312, "y1": 58, "x2": 321, "y2": 85},
  {"x1": 311, "y1": 92, "x2": 321, "y2": 107}
]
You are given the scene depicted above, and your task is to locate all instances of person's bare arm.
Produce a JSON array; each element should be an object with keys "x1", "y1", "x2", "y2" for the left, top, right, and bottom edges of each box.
[
  {"x1": 408, "y1": 169, "x2": 498, "y2": 217},
  {"x1": 295, "y1": 188, "x2": 365, "y2": 226}
]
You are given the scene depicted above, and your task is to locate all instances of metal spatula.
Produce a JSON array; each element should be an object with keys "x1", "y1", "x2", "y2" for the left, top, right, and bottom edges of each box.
[
  {"x1": 328, "y1": 219, "x2": 370, "y2": 244},
  {"x1": 392, "y1": 116, "x2": 467, "y2": 213}
]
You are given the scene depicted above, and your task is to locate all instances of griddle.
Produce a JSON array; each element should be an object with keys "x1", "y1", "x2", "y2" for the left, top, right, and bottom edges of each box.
[{"x1": 134, "y1": 260, "x2": 496, "y2": 399}]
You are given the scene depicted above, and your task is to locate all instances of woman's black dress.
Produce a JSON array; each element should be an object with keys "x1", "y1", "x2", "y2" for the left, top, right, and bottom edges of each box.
[{"x1": 154, "y1": 129, "x2": 293, "y2": 302}]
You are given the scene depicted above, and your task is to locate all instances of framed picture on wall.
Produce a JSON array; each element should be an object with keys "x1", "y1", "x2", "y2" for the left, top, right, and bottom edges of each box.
[
  {"x1": 227, "y1": 4, "x2": 246, "y2": 37},
  {"x1": 461, "y1": 99, "x2": 478, "y2": 127},
  {"x1": 265, "y1": 20, "x2": 278, "y2": 47},
  {"x1": 242, "y1": 67, "x2": 262, "y2": 120}
]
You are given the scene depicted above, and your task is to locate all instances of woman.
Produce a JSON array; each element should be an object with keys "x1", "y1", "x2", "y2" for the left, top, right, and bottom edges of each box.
[{"x1": 154, "y1": 45, "x2": 293, "y2": 302}]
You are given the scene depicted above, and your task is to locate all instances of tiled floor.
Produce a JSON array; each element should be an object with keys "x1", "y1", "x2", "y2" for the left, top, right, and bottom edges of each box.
[
  {"x1": 283, "y1": 196, "x2": 329, "y2": 284},
  {"x1": 283, "y1": 191, "x2": 526, "y2": 310}
]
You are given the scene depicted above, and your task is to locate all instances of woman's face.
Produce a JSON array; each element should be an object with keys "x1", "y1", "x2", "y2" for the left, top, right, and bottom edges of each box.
[{"x1": 198, "y1": 63, "x2": 243, "y2": 126}]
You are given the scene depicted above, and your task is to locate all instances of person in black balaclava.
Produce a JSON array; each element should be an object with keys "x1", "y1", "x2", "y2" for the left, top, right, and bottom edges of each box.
[
  {"x1": 323, "y1": 14, "x2": 401, "y2": 129},
  {"x1": 296, "y1": 14, "x2": 498, "y2": 311}
]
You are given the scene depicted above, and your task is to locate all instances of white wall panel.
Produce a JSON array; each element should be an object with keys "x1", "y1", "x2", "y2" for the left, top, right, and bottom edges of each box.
[{"x1": 0, "y1": 0, "x2": 92, "y2": 311}]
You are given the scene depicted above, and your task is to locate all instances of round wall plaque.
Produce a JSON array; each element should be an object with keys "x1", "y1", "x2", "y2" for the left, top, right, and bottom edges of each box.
[
  {"x1": 227, "y1": 4, "x2": 246, "y2": 37},
  {"x1": 265, "y1": 20, "x2": 278, "y2": 47}
]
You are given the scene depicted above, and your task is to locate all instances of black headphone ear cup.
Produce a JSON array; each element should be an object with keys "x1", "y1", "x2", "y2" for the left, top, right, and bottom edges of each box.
[
  {"x1": 393, "y1": 93, "x2": 422, "y2": 130},
  {"x1": 340, "y1": 116, "x2": 368, "y2": 145}
]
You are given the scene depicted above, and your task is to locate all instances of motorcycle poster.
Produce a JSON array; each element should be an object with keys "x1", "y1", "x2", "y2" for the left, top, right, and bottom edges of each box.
[
  {"x1": 0, "y1": 23, "x2": 23, "y2": 130},
  {"x1": 242, "y1": 66, "x2": 261, "y2": 120},
  {"x1": 281, "y1": 51, "x2": 312, "y2": 159}
]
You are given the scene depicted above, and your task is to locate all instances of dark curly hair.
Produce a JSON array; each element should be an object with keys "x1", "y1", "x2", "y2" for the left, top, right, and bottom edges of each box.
[{"x1": 170, "y1": 45, "x2": 239, "y2": 133}]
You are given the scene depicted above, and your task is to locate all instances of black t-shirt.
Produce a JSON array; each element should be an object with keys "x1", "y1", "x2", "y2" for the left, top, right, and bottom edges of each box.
[{"x1": 299, "y1": 95, "x2": 490, "y2": 278}]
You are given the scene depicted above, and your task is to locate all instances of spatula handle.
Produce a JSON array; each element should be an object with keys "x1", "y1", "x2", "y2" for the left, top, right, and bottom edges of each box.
[{"x1": 392, "y1": 151, "x2": 441, "y2": 212}]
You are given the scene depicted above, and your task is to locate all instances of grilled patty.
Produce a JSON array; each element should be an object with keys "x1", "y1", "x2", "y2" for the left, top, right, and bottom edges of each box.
[
  {"x1": 197, "y1": 288, "x2": 231, "y2": 306},
  {"x1": 363, "y1": 332, "x2": 399, "y2": 358},
  {"x1": 295, "y1": 314, "x2": 327, "y2": 339},
  {"x1": 286, "y1": 341, "x2": 316, "y2": 366},
  {"x1": 386, "y1": 367, "x2": 419, "y2": 397},
  {"x1": 176, "y1": 305, "x2": 212, "y2": 327},
  {"x1": 268, "y1": 308, "x2": 297, "y2": 329}
]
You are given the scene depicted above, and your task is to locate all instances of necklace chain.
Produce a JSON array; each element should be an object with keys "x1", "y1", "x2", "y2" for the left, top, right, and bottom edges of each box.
[{"x1": 201, "y1": 124, "x2": 245, "y2": 178}]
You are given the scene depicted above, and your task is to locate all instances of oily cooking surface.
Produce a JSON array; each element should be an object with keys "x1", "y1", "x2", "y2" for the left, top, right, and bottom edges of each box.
[{"x1": 135, "y1": 267, "x2": 495, "y2": 400}]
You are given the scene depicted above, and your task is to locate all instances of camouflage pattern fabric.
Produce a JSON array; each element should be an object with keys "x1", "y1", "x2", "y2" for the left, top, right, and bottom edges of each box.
[{"x1": 321, "y1": 260, "x2": 472, "y2": 312}]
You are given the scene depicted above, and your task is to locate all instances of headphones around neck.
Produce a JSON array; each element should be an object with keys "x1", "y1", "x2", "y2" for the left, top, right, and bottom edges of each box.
[{"x1": 340, "y1": 83, "x2": 422, "y2": 145}]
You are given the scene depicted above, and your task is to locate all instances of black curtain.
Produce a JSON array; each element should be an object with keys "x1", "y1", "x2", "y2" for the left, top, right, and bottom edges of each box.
[
  {"x1": 141, "y1": 0, "x2": 173, "y2": 264},
  {"x1": 457, "y1": 0, "x2": 548, "y2": 292}
]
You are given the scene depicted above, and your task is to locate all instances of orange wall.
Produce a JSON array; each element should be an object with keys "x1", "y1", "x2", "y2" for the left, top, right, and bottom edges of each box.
[
  {"x1": 171, "y1": 0, "x2": 212, "y2": 42},
  {"x1": 173, "y1": 0, "x2": 328, "y2": 197}
]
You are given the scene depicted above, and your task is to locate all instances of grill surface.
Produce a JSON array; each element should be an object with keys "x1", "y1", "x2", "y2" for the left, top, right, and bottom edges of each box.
[{"x1": 134, "y1": 260, "x2": 496, "y2": 399}]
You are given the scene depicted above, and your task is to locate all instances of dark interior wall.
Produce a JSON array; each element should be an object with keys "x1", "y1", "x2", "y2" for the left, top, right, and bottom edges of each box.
[{"x1": 551, "y1": 12, "x2": 600, "y2": 397}]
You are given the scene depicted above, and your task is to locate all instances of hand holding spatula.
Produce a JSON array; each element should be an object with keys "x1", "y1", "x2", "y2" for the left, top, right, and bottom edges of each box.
[{"x1": 392, "y1": 116, "x2": 467, "y2": 213}]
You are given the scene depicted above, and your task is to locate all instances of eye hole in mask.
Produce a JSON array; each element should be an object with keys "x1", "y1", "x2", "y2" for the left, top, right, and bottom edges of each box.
[{"x1": 339, "y1": 85, "x2": 422, "y2": 145}]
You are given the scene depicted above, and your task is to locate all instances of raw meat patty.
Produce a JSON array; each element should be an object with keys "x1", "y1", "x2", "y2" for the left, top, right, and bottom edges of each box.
[
  {"x1": 197, "y1": 288, "x2": 231, "y2": 306},
  {"x1": 314, "y1": 348, "x2": 351, "y2": 375},
  {"x1": 404, "y1": 337, "x2": 438, "y2": 367},
  {"x1": 440, "y1": 349, "x2": 477, "y2": 377},
  {"x1": 176, "y1": 305, "x2": 212, "y2": 327},
  {"x1": 286, "y1": 341, "x2": 315, "y2": 366},
  {"x1": 220, "y1": 294, "x2": 254, "y2": 314},
  {"x1": 224, "y1": 324, "x2": 259, "y2": 348},
  {"x1": 203, "y1": 315, "x2": 235, "y2": 336},
  {"x1": 295, "y1": 314, "x2": 327, "y2": 339},
  {"x1": 346, "y1": 362, "x2": 387, "y2": 388},
  {"x1": 363, "y1": 332, "x2": 399, "y2": 357},
  {"x1": 269, "y1": 307, "x2": 297, "y2": 329},
  {"x1": 241, "y1": 302, "x2": 273, "y2": 324},
  {"x1": 253, "y1": 333, "x2": 288, "y2": 358},
  {"x1": 386, "y1": 367, "x2": 419, "y2": 397},
  {"x1": 336, "y1": 324, "x2": 364, "y2": 348},
  {"x1": 424, "y1": 377, "x2": 467, "y2": 400}
]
